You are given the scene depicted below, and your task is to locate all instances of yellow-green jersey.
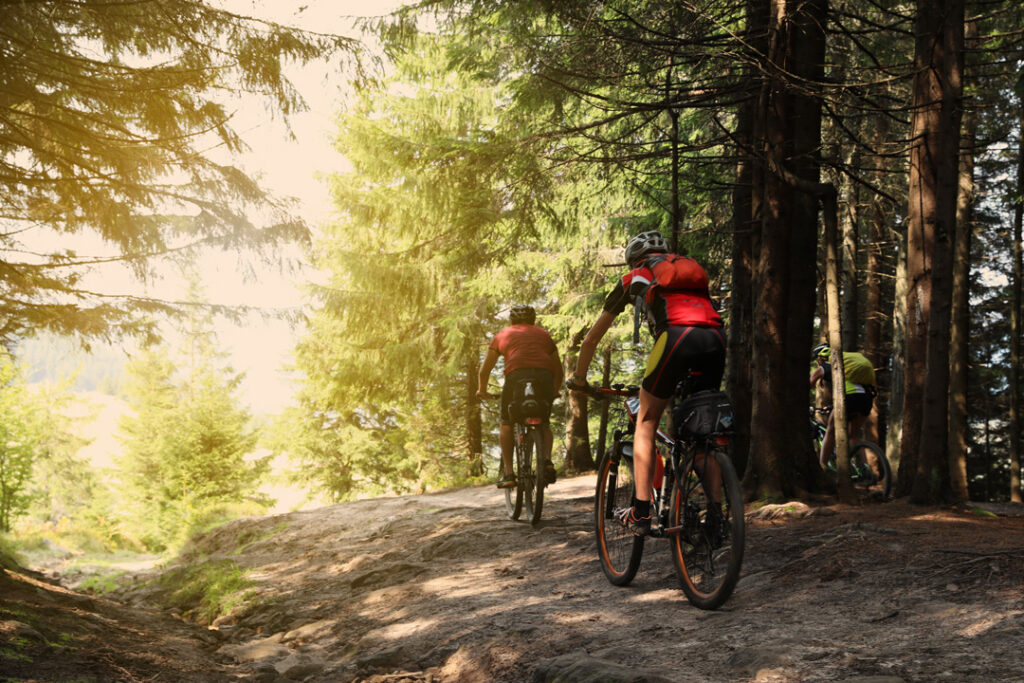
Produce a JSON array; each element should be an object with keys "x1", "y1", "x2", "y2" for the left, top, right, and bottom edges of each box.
[{"x1": 817, "y1": 351, "x2": 876, "y2": 395}]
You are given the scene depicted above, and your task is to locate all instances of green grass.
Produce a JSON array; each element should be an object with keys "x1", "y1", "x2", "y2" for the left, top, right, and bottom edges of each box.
[
  {"x1": 230, "y1": 521, "x2": 289, "y2": 556},
  {"x1": 0, "y1": 645, "x2": 33, "y2": 663},
  {"x1": 77, "y1": 571, "x2": 129, "y2": 595},
  {"x1": 155, "y1": 559, "x2": 258, "y2": 624},
  {"x1": 0, "y1": 534, "x2": 25, "y2": 571}
]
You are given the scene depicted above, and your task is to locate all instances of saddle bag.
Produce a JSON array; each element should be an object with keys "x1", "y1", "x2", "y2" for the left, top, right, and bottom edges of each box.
[
  {"x1": 513, "y1": 380, "x2": 545, "y2": 420},
  {"x1": 673, "y1": 390, "x2": 735, "y2": 438}
]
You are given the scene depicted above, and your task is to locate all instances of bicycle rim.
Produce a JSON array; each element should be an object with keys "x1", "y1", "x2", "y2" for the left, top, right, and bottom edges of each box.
[
  {"x1": 850, "y1": 441, "x2": 891, "y2": 500},
  {"x1": 669, "y1": 446, "x2": 745, "y2": 610},
  {"x1": 520, "y1": 428, "x2": 536, "y2": 522},
  {"x1": 594, "y1": 447, "x2": 643, "y2": 586},
  {"x1": 529, "y1": 428, "x2": 545, "y2": 526}
]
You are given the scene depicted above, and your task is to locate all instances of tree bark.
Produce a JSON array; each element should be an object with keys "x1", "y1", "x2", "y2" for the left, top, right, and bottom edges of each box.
[
  {"x1": 465, "y1": 351, "x2": 483, "y2": 476},
  {"x1": 888, "y1": 228, "x2": 908, "y2": 481},
  {"x1": 727, "y1": 0, "x2": 764, "y2": 483},
  {"x1": 901, "y1": 0, "x2": 964, "y2": 503},
  {"x1": 947, "y1": 18, "x2": 976, "y2": 503},
  {"x1": 840, "y1": 149, "x2": 860, "y2": 351},
  {"x1": 564, "y1": 327, "x2": 594, "y2": 472},
  {"x1": 745, "y1": 0, "x2": 827, "y2": 500},
  {"x1": 596, "y1": 347, "x2": 612, "y2": 461},
  {"x1": 1011, "y1": 107, "x2": 1024, "y2": 503}
]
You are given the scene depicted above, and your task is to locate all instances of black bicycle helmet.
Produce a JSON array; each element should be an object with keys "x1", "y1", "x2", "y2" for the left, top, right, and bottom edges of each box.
[
  {"x1": 624, "y1": 230, "x2": 669, "y2": 267},
  {"x1": 510, "y1": 305, "x2": 536, "y2": 325},
  {"x1": 812, "y1": 343, "x2": 830, "y2": 361}
]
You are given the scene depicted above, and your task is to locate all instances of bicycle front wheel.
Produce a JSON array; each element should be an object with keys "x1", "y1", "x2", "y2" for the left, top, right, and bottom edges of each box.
[
  {"x1": 669, "y1": 445, "x2": 745, "y2": 610},
  {"x1": 594, "y1": 445, "x2": 644, "y2": 586},
  {"x1": 528, "y1": 427, "x2": 545, "y2": 526},
  {"x1": 850, "y1": 441, "x2": 891, "y2": 500}
]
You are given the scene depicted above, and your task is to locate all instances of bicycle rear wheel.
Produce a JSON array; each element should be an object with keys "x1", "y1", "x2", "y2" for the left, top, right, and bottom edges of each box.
[
  {"x1": 504, "y1": 427, "x2": 525, "y2": 521},
  {"x1": 594, "y1": 444, "x2": 644, "y2": 586},
  {"x1": 520, "y1": 427, "x2": 537, "y2": 523},
  {"x1": 850, "y1": 440, "x2": 891, "y2": 500},
  {"x1": 527, "y1": 427, "x2": 545, "y2": 526},
  {"x1": 669, "y1": 445, "x2": 744, "y2": 610}
]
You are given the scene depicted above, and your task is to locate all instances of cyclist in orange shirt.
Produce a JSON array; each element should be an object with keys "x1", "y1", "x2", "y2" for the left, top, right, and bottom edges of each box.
[{"x1": 477, "y1": 305, "x2": 563, "y2": 488}]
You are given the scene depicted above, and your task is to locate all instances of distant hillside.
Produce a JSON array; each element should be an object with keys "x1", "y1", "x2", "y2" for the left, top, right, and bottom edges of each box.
[{"x1": 15, "y1": 333, "x2": 127, "y2": 394}]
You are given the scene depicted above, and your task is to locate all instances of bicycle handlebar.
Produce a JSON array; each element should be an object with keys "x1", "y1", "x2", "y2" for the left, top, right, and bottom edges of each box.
[{"x1": 566, "y1": 380, "x2": 639, "y2": 400}]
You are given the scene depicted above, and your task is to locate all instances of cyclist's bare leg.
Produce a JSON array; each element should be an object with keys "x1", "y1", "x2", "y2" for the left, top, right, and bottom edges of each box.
[
  {"x1": 634, "y1": 389, "x2": 670, "y2": 503},
  {"x1": 849, "y1": 414, "x2": 868, "y2": 441},
  {"x1": 694, "y1": 452, "x2": 723, "y2": 502},
  {"x1": 819, "y1": 410, "x2": 836, "y2": 468},
  {"x1": 499, "y1": 424, "x2": 514, "y2": 478},
  {"x1": 542, "y1": 424, "x2": 554, "y2": 463}
]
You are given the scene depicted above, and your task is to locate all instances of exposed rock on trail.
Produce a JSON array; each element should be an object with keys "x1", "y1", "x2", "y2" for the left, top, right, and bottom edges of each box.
[{"x1": 3, "y1": 477, "x2": 1024, "y2": 682}]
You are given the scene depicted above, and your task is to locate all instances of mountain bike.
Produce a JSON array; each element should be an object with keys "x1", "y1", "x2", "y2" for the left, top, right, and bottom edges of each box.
[
  {"x1": 501, "y1": 380, "x2": 547, "y2": 526},
  {"x1": 577, "y1": 378, "x2": 745, "y2": 610},
  {"x1": 810, "y1": 406, "x2": 891, "y2": 499}
]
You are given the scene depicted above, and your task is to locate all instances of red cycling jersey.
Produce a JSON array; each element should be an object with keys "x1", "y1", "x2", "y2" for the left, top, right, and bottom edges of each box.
[
  {"x1": 490, "y1": 324, "x2": 560, "y2": 375},
  {"x1": 603, "y1": 255, "x2": 722, "y2": 334}
]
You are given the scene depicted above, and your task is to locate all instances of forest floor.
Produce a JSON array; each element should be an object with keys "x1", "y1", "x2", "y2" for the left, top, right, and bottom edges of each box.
[{"x1": 2, "y1": 475, "x2": 1024, "y2": 682}]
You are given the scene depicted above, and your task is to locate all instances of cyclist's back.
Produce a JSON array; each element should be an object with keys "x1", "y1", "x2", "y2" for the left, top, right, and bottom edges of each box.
[{"x1": 477, "y1": 305, "x2": 561, "y2": 488}]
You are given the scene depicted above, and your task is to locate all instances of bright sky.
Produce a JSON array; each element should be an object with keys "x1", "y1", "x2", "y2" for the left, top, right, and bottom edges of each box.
[
  {"x1": 208, "y1": 0, "x2": 408, "y2": 413},
  {"x1": 49, "y1": 1, "x2": 408, "y2": 414}
]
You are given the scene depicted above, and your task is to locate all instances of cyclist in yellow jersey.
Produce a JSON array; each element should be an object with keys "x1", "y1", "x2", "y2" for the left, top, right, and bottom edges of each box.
[{"x1": 809, "y1": 344, "x2": 877, "y2": 469}]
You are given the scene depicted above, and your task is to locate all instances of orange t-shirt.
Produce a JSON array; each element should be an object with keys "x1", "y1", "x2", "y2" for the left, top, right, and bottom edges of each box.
[{"x1": 490, "y1": 324, "x2": 558, "y2": 375}]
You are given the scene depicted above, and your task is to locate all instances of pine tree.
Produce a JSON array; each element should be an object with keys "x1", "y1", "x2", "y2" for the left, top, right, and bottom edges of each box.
[
  {"x1": 117, "y1": 286, "x2": 263, "y2": 550},
  {"x1": 0, "y1": 1, "x2": 357, "y2": 346}
]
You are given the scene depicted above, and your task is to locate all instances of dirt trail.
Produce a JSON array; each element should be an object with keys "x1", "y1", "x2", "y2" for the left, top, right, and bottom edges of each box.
[{"x1": 3, "y1": 476, "x2": 1024, "y2": 682}]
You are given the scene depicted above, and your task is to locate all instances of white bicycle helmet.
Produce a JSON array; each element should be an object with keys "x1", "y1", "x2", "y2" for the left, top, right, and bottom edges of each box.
[{"x1": 624, "y1": 230, "x2": 668, "y2": 267}]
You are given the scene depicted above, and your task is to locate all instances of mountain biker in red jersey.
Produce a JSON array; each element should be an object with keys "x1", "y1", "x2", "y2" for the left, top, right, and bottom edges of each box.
[
  {"x1": 567, "y1": 231, "x2": 726, "y2": 535},
  {"x1": 477, "y1": 305, "x2": 563, "y2": 489}
]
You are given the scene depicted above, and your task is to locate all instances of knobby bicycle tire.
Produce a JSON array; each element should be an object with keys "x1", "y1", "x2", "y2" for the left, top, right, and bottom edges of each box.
[
  {"x1": 504, "y1": 426, "x2": 525, "y2": 521},
  {"x1": 850, "y1": 440, "x2": 891, "y2": 500},
  {"x1": 594, "y1": 445, "x2": 644, "y2": 586},
  {"x1": 528, "y1": 427, "x2": 545, "y2": 526},
  {"x1": 669, "y1": 446, "x2": 745, "y2": 610},
  {"x1": 520, "y1": 426, "x2": 537, "y2": 523}
]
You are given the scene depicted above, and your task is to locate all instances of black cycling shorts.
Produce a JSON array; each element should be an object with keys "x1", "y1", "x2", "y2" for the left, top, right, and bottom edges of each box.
[
  {"x1": 642, "y1": 325, "x2": 726, "y2": 399},
  {"x1": 845, "y1": 391, "x2": 874, "y2": 419},
  {"x1": 501, "y1": 367, "x2": 554, "y2": 425}
]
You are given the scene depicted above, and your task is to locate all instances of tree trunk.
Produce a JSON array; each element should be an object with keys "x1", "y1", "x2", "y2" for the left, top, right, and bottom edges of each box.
[
  {"x1": 596, "y1": 348, "x2": 612, "y2": 461},
  {"x1": 726, "y1": 0, "x2": 764, "y2": 483},
  {"x1": 823, "y1": 192, "x2": 854, "y2": 502},
  {"x1": 840, "y1": 150, "x2": 859, "y2": 351},
  {"x1": 1011, "y1": 107, "x2": 1024, "y2": 503},
  {"x1": 947, "y1": 19, "x2": 976, "y2": 503},
  {"x1": 888, "y1": 228, "x2": 908, "y2": 482},
  {"x1": 864, "y1": 114, "x2": 888, "y2": 447},
  {"x1": 563, "y1": 328, "x2": 594, "y2": 472},
  {"x1": 465, "y1": 351, "x2": 483, "y2": 476},
  {"x1": 901, "y1": 0, "x2": 964, "y2": 503},
  {"x1": 746, "y1": 0, "x2": 826, "y2": 500}
]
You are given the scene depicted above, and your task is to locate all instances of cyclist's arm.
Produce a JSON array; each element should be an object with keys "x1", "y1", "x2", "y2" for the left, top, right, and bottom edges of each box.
[
  {"x1": 809, "y1": 364, "x2": 824, "y2": 391},
  {"x1": 573, "y1": 310, "x2": 616, "y2": 383},
  {"x1": 477, "y1": 347, "x2": 500, "y2": 398},
  {"x1": 548, "y1": 345, "x2": 564, "y2": 388}
]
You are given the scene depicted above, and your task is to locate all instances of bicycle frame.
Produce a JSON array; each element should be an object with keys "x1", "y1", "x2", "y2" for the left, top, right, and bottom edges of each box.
[{"x1": 600, "y1": 385, "x2": 728, "y2": 539}]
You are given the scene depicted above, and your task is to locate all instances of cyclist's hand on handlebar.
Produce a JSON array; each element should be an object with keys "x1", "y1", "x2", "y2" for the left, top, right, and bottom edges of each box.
[{"x1": 565, "y1": 377, "x2": 590, "y2": 393}]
